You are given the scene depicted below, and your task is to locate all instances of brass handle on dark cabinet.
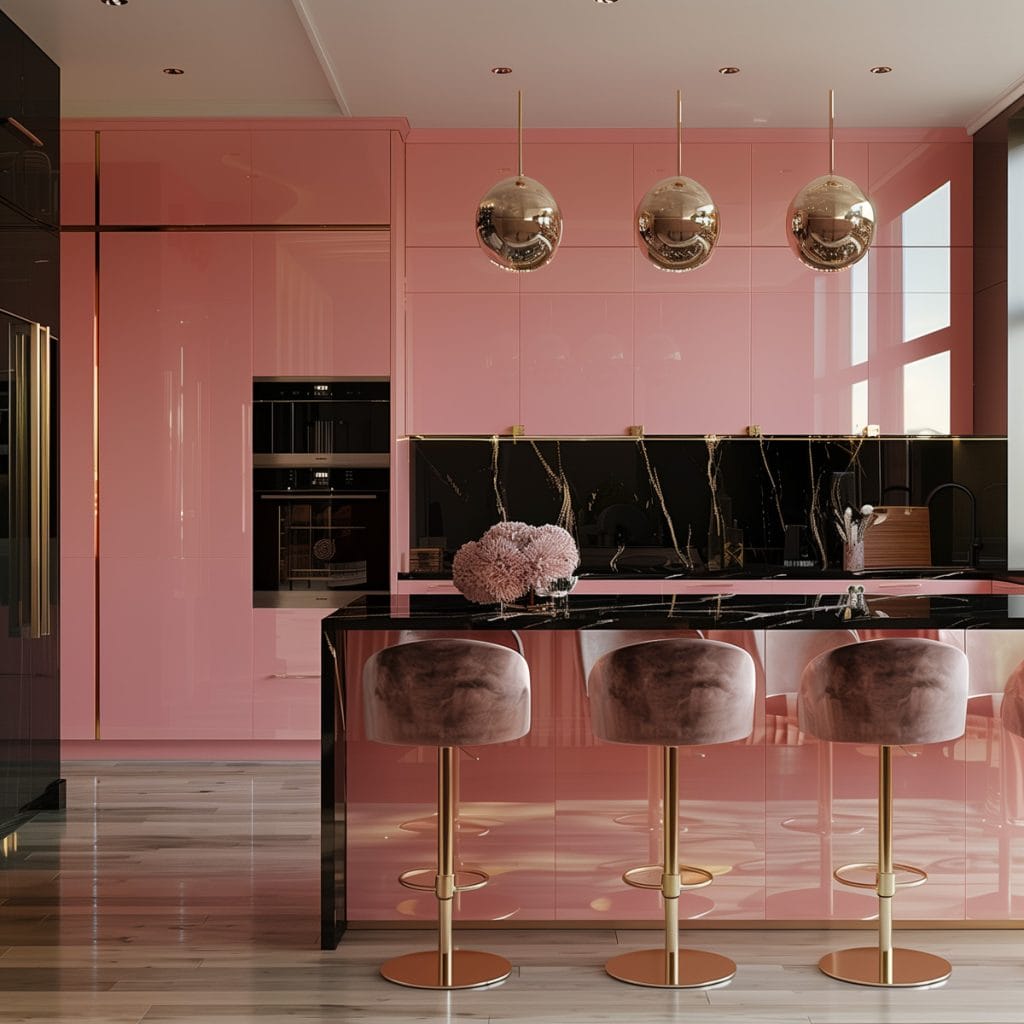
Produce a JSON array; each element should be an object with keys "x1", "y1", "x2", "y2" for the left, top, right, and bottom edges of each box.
[
  {"x1": 9, "y1": 322, "x2": 52, "y2": 639},
  {"x1": 3, "y1": 117, "x2": 44, "y2": 148},
  {"x1": 30, "y1": 323, "x2": 51, "y2": 639}
]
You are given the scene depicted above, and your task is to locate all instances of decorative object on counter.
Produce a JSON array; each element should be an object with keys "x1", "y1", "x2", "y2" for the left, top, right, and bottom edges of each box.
[
  {"x1": 835, "y1": 504, "x2": 887, "y2": 572},
  {"x1": 408, "y1": 547, "x2": 444, "y2": 575},
  {"x1": 475, "y1": 90, "x2": 562, "y2": 272},
  {"x1": 787, "y1": 89, "x2": 875, "y2": 272},
  {"x1": 636, "y1": 90, "x2": 720, "y2": 272},
  {"x1": 452, "y1": 521, "x2": 579, "y2": 608}
]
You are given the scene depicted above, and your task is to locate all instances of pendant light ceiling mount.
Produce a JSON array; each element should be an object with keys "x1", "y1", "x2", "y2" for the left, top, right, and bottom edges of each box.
[
  {"x1": 635, "y1": 90, "x2": 720, "y2": 272},
  {"x1": 475, "y1": 90, "x2": 562, "y2": 272},
  {"x1": 786, "y1": 89, "x2": 876, "y2": 273}
]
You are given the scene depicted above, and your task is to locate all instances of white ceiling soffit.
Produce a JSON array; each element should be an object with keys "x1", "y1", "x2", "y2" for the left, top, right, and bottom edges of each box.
[
  {"x1": 2, "y1": 0, "x2": 1024, "y2": 129},
  {"x1": 0, "y1": 0, "x2": 340, "y2": 118}
]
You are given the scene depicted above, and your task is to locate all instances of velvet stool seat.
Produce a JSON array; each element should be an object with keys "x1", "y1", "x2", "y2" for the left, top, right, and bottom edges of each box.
[
  {"x1": 587, "y1": 637, "x2": 756, "y2": 988},
  {"x1": 363, "y1": 637, "x2": 531, "y2": 989},
  {"x1": 798, "y1": 637, "x2": 969, "y2": 987}
]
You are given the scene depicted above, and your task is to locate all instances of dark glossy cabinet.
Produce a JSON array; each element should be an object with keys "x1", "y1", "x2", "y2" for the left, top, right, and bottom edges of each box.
[{"x1": 0, "y1": 11, "x2": 61, "y2": 836}]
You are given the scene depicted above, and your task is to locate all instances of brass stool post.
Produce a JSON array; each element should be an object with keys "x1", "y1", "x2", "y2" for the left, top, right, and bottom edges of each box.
[
  {"x1": 604, "y1": 745, "x2": 735, "y2": 989},
  {"x1": 820, "y1": 743, "x2": 951, "y2": 987},
  {"x1": 380, "y1": 745, "x2": 512, "y2": 990}
]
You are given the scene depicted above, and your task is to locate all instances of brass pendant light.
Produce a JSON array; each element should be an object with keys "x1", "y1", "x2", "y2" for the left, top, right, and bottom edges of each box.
[
  {"x1": 475, "y1": 91, "x2": 562, "y2": 272},
  {"x1": 787, "y1": 90, "x2": 876, "y2": 272},
  {"x1": 636, "y1": 91, "x2": 720, "y2": 271}
]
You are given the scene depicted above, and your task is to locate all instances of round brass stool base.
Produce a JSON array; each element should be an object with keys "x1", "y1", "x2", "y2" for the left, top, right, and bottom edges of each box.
[
  {"x1": 818, "y1": 947, "x2": 951, "y2": 988},
  {"x1": 604, "y1": 948, "x2": 736, "y2": 989},
  {"x1": 380, "y1": 950, "x2": 512, "y2": 990}
]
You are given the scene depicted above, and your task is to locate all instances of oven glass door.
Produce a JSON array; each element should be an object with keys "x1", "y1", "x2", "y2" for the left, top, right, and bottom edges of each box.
[
  {"x1": 253, "y1": 489, "x2": 389, "y2": 601},
  {"x1": 253, "y1": 400, "x2": 389, "y2": 457}
]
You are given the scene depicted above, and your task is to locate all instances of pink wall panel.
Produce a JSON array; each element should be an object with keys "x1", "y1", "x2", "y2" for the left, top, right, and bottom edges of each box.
[
  {"x1": 99, "y1": 130, "x2": 252, "y2": 224},
  {"x1": 750, "y1": 141, "x2": 869, "y2": 247},
  {"x1": 252, "y1": 231, "x2": 390, "y2": 378},
  {"x1": 252, "y1": 610, "x2": 322, "y2": 740},
  {"x1": 251, "y1": 129, "x2": 390, "y2": 225},
  {"x1": 99, "y1": 556, "x2": 254, "y2": 740},
  {"x1": 406, "y1": 143, "x2": 520, "y2": 248},
  {"x1": 406, "y1": 247, "x2": 518, "y2": 294},
  {"x1": 519, "y1": 247, "x2": 632, "y2": 294},
  {"x1": 98, "y1": 233, "x2": 252, "y2": 559},
  {"x1": 634, "y1": 291, "x2": 751, "y2": 435},
  {"x1": 527, "y1": 144, "x2": 634, "y2": 247},
  {"x1": 520, "y1": 293, "x2": 633, "y2": 435},
  {"x1": 634, "y1": 245, "x2": 750, "y2": 294},
  {"x1": 59, "y1": 233, "x2": 96, "y2": 559},
  {"x1": 60, "y1": 130, "x2": 95, "y2": 225},
  {"x1": 634, "y1": 143, "x2": 752, "y2": 247},
  {"x1": 406, "y1": 292, "x2": 519, "y2": 434},
  {"x1": 59, "y1": 556, "x2": 96, "y2": 741}
]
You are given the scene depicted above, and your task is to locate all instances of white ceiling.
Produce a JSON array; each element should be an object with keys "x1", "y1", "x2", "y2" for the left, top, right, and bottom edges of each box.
[{"x1": 3, "y1": 0, "x2": 1024, "y2": 131}]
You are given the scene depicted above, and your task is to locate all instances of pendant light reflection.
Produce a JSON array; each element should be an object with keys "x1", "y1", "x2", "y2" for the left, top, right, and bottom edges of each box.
[
  {"x1": 636, "y1": 91, "x2": 720, "y2": 272},
  {"x1": 787, "y1": 90, "x2": 875, "y2": 272},
  {"x1": 475, "y1": 91, "x2": 562, "y2": 272}
]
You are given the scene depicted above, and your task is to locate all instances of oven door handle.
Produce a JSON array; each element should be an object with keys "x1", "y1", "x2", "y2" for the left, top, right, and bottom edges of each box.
[{"x1": 257, "y1": 493, "x2": 381, "y2": 500}]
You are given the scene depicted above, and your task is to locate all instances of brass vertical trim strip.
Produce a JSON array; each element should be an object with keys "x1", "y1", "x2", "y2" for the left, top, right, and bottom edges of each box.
[{"x1": 93, "y1": 130, "x2": 101, "y2": 740}]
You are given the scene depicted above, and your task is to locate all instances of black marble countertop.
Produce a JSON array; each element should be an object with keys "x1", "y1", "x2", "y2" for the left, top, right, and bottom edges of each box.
[
  {"x1": 400, "y1": 567, "x2": 1023, "y2": 582},
  {"x1": 324, "y1": 593, "x2": 1024, "y2": 632}
]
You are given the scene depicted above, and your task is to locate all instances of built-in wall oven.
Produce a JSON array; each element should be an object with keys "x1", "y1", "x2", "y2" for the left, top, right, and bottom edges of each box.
[{"x1": 252, "y1": 379, "x2": 389, "y2": 608}]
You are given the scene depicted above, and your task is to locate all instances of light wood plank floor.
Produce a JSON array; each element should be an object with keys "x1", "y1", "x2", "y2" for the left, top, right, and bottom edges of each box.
[{"x1": 1, "y1": 762, "x2": 1023, "y2": 1023}]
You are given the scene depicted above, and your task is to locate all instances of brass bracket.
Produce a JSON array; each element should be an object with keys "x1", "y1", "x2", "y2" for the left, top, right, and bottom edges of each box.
[
  {"x1": 861, "y1": 424, "x2": 881, "y2": 437},
  {"x1": 510, "y1": 424, "x2": 525, "y2": 437},
  {"x1": 627, "y1": 424, "x2": 644, "y2": 437},
  {"x1": 746, "y1": 424, "x2": 762, "y2": 437}
]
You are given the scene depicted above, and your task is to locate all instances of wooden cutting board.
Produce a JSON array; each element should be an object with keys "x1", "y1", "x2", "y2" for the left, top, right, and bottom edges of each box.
[{"x1": 862, "y1": 506, "x2": 932, "y2": 568}]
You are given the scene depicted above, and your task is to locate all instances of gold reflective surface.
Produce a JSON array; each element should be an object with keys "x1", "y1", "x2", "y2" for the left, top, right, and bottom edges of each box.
[
  {"x1": 475, "y1": 174, "x2": 562, "y2": 272},
  {"x1": 787, "y1": 173, "x2": 876, "y2": 272},
  {"x1": 636, "y1": 175, "x2": 720, "y2": 271}
]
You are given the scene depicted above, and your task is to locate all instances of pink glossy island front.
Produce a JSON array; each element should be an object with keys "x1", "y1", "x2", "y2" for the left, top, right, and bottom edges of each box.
[{"x1": 320, "y1": 594, "x2": 1024, "y2": 948}]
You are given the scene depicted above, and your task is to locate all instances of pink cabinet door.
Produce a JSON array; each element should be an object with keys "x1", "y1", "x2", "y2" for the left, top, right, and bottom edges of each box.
[
  {"x1": 61, "y1": 129, "x2": 96, "y2": 225},
  {"x1": 98, "y1": 556, "x2": 254, "y2": 740},
  {"x1": 60, "y1": 556, "x2": 96, "y2": 740},
  {"x1": 251, "y1": 130, "x2": 390, "y2": 225},
  {"x1": 99, "y1": 232, "x2": 252, "y2": 559},
  {"x1": 252, "y1": 610, "x2": 323, "y2": 740},
  {"x1": 252, "y1": 231, "x2": 389, "y2": 377},
  {"x1": 99, "y1": 130, "x2": 252, "y2": 224},
  {"x1": 634, "y1": 291, "x2": 752, "y2": 434},
  {"x1": 520, "y1": 292, "x2": 633, "y2": 435},
  {"x1": 406, "y1": 292, "x2": 519, "y2": 435}
]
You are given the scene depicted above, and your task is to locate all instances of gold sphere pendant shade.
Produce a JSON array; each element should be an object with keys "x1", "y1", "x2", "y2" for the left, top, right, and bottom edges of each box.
[
  {"x1": 787, "y1": 90, "x2": 876, "y2": 272},
  {"x1": 476, "y1": 91, "x2": 562, "y2": 272},
  {"x1": 636, "y1": 91, "x2": 720, "y2": 272}
]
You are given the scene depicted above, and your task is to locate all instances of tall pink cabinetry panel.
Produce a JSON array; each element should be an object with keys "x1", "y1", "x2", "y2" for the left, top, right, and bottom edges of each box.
[
  {"x1": 99, "y1": 131, "x2": 253, "y2": 224},
  {"x1": 59, "y1": 233, "x2": 96, "y2": 740},
  {"x1": 252, "y1": 610, "x2": 323, "y2": 739},
  {"x1": 251, "y1": 232, "x2": 390, "y2": 378},
  {"x1": 98, "y1": 232, "x2": 254, "y2": 739}
]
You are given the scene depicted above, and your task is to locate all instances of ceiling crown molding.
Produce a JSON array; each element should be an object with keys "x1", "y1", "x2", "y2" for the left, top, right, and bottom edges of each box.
[
  {"x1": 967, "y1": 70, "x2": 1024, "y2": 134},
  {"x1": 291, "y1": 0, "x2": 351, "y2": 116}
]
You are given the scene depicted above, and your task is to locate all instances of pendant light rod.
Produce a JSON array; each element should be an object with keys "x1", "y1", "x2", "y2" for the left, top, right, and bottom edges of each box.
[
  {"x1": 517, "y1": 89, "x2": 524, "y2": 178},
  {"x1": 676, "y1": 89, "x2": 683, "y2": 177},
  {"x1": 828, "y1": 88, "x2": 835, "y2": 177}
]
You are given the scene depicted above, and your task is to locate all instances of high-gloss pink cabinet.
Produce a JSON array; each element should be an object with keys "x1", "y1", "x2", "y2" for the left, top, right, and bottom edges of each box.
[
  {"x1": 252, "y1": 610, "x2": 322, "y2": 740},
  {"x1": 520, "y1": 293, "x2": 633, "y2": 435},
  {"x1": 406, "y1": 292, "x2": 519, "y2": 435},
  {"x1": 61, "y1": 129, "x2": 96, "y2": 225},
  {"x1": 99, "y1": 232, "x2": 252, "y2": 560},
  {"x1": 252, "y1": 231, "x2": 390, "y2": 377},
  {"x1": 99, "y1": 130, "x2": 253, "y2": 224},
  {"x1": 634, "y1": 291, "x2": 752, "y2": 434},
  {"x1": 98, "y1": 556, "x2": 254, "y2": 740},
  {"x1": 251, "y1": 130, "x2": 390, "y2": 225}
]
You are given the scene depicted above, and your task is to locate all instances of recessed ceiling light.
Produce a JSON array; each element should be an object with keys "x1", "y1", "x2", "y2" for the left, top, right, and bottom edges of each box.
[
  {"x1": 718, "y1": 66, "x2": 741, "y2": 75},
  {"x1": 869, "y1": 65, "x2": 893, "y2": 74},
  {"x1": 491, "y1": 67, "x2": 512, "y2": 75},
  {"x1": 101, "y1": 0, "x2": 128, "y2": 5},
  {"x1": 595, "y1": 1, "x2": 620, "y2": 4},
  {"x1": 162, "y1": 67, "x2": 185, "y2": 75}
]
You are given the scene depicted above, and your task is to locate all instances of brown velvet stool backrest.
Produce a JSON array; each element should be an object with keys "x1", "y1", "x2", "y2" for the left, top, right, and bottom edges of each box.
[
  {"x1": 363, "y1": 638, "x2": 531, "y2": 747},
  {"x1": 588, "y1": 637, "x2": 756, "y2": 747},
  {"x1": 798, "y1": 637, "x2": 968, "y2": 745}
]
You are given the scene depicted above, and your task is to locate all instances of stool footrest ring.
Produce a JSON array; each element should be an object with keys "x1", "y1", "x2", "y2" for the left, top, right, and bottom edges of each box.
[
  {"x1": 833, "y1": 861, "x2": 927, "y2": 890},
  {"x1": 398, "y1": 867, "x2": 490, "y2": 893},
  {"x1": 622, "y1": 863, "x2": 713, "y2": 892}
]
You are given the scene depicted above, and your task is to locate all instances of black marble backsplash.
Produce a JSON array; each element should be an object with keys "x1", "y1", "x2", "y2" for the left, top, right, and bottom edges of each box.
[{"x1": 409, "y1": 437, "x2": 1007, "y2": 575}]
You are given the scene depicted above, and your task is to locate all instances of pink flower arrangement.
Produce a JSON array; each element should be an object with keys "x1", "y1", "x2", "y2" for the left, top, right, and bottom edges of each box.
[{"x1": 452, "y1": 521, "x2": 579, "y2": 605}]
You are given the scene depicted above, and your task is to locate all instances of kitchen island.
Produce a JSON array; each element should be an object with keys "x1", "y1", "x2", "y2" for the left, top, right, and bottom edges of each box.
[{"x1": 321, "y1": 594, "x2": 1024, "y2": 948}]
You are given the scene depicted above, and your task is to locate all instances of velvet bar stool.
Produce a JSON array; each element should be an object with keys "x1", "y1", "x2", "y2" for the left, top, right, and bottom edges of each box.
[
  {"x1": 587, "y1": 637, "x2": 756, "y2": 988},
  {"x1": 363, "y1": 637, "x2": 531, "y2": 989},
  {"x1": 799, "y1": 637, "x2": 969, "y2": 987}
]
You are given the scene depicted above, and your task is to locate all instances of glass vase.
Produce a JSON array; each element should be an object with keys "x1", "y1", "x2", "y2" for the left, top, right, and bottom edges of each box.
[{"x1": 843, "y1": 540, "x2": 865, "y2": 572}]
